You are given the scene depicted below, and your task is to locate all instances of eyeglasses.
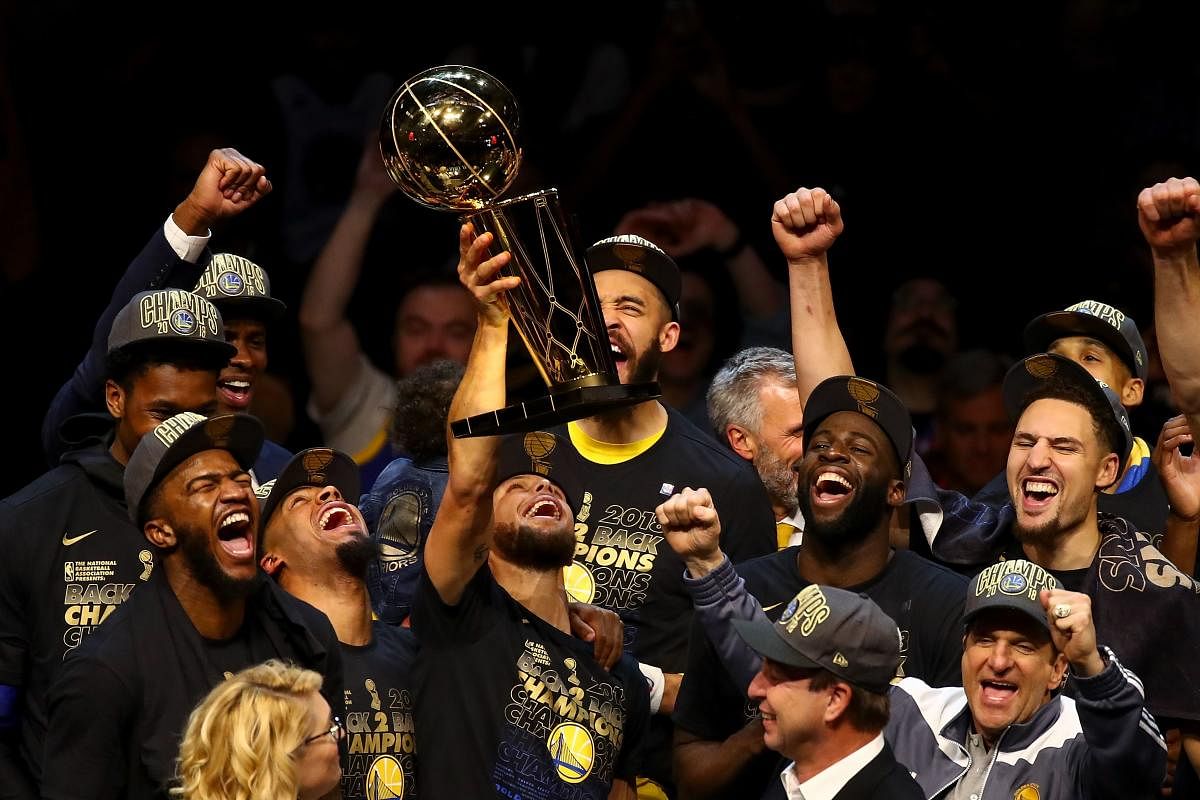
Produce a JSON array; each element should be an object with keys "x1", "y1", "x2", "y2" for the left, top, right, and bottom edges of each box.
[{"x1": 302, "y1": 716, "x2": 347, "y2": 747}]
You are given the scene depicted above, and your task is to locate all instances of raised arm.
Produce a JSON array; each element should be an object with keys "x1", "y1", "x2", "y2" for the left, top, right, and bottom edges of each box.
[
  {"x1": 299, "y1": 137, "x2": 397, "y2": 416},
  {"x1": 421, "y1": 224, "x2": 518, "y2": 606},
  {"x1": 41, "y1": 148, "x2": 270, "y2": 464},
  {"x1": 772, "y1": 187, "x2": 855, "y2": 403}
]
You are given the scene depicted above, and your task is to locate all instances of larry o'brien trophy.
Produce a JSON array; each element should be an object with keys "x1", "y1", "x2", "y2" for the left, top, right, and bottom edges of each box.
[{"x1": 380, "y1": 65, "x2": 659, "y2": 437}]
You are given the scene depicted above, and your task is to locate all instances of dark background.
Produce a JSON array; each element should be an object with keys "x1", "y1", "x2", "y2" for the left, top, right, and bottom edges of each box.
[{"x1": 3, "y1": 1, "x2": 1199, "y2": 494}]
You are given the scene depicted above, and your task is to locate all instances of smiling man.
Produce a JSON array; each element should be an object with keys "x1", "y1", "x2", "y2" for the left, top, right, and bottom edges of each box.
[
  {"x1": 39, "y1": 413, "x2": 341, "y2": 800},
  {"x1": 662, "y1": 375, "x2": 966, "y2": 799},
  {"x1": 259, "y1": 447, "x2": 418, "y2": 800},
  {"x1": 886, "y1": 559, "x2": 1166, "y2": 799}
]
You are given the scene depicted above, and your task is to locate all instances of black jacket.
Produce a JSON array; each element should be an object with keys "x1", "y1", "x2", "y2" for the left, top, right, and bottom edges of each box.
[{"x1": 761, "y1": 742, "x2": 924, "y2": 799}]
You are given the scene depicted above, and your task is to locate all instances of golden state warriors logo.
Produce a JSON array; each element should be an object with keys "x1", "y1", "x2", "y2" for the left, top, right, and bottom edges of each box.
[
  {"x1": 999, "y1": 572, "x2": 1027, "y2": 595},
  {"x1": 366, "y1": 755, "x2": 404, "y2": 799},
  {"x1": 547, "y1": 722, "x2": 594, "y2": 784},
  {"x1": 169, "y1": 308, "x2": 196, "y2": 335},
  {"x1": 1013, "y1": 783, "x2": 1040, "y2": 800},
  {"x1": 846, "y1": 377, "x2": 880, "y2": 418},
  {"x1": 780, "y1": 585, "x2": 830, "y2": 636},
  {"x1": 563, "y1": 562, "x2": 596, "y2": 603},
  {"x1": 216, "y1": 271, "x2": 244, "y2": 296}
]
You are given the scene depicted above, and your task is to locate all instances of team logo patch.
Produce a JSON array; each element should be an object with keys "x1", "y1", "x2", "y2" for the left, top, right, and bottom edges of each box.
[
  {"x1": 1013, "y1": 783, "x2": 1040, "y2": 800},
  {"x1": 366, "y1": 754, "x2": 404, "y2": 799},
  {"x1": 301, "y1": 448, "x2": 335, "y2": 484},
  {"x1": 846, "y1": 377, "x2": 880, "y2": 418},
  {"x1": 999, "y1": 572, "x2": 1027, "y2": 595},
  {"x1": 524, "y1": 431, "x2": 557, "y2": 476},
  {"x1": 378, "y1": 491, "x2": 422, "y2": 560},
  {"x1": 217, "y1": 271, "x2": 244, "y2": 296},
  {"x1": 139, "y1": 549, "x2": 154, "y2": 581},
  {"x1": 547, "y1": 722, "x2": 595, "y2": 784},
  {"x1": 563, "y1": 562, "x2": 596, "y2": 604},
  {"x1": 169, "y1": 308, "x2": 196, "y2": 335},
  {"x1": 1025, "y1": 354, "x2": 1058, "y2": 379},
  {"x1": 780, "y1": 585, "x2": 830, "y2": 636},
  {"x1": 255, "y1": 479, "x2": 276, "y2": 500}
]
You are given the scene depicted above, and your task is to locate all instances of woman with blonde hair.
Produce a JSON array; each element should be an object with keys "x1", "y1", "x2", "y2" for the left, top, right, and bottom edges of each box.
[{"x1": 173, "y1": 660, "x2": 344, "y2": 800}]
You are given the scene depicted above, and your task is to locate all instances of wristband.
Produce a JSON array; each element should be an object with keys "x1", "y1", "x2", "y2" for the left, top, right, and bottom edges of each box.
[{"x1": 638, "y1": 662, "x2": 665, "y2": 714}]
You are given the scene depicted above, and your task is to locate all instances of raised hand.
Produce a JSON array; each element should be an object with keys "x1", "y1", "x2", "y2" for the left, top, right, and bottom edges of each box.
[
  {"x1": 174, "y1": 148, "x2": 272, "y2": 234},
  {"x1": 1040, "y1": 589, "x2": 1104, "y2": 677},
  {"x1": 771, "y1": 187, "x2": 843, "y2": 264},
  {"x1": 656, "y1": 487, "x2": 724, "y2": 576},
  {"x1": 1154, "y1": 415, "x2": 1200, "y2": 524},
  {"x1": 1137, "y1": 176, "x2": 1200, "y2": 256},
  {"x1": 456, "y1": 222, "x2": 519, "y2": 327}
]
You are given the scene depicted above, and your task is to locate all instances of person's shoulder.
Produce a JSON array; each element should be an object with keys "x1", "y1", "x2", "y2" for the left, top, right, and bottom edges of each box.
[
  {"x1": 891, "y1": 550, "x2": 969, "y2": 593},
  {"x1": 662, "y1": 407, "x2": 760, "y2": 476},
  {"x1": 1, "y1": 463, "x2": 89, "y2": 512},
  {"x1": 737, "y1": 546, "x2": 801, "y2": 585}
]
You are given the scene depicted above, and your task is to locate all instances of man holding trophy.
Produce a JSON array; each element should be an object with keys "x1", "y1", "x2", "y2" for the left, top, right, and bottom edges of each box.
[{"x1": 379, "y1": 65, "x2": 776, "y2": 797}]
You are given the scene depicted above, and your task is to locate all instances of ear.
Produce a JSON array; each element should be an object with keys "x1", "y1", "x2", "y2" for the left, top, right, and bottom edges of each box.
[
  {"x1": 143, "y1": 519, "x2": 175, "y2": 549},
  {"x1": 260, "y1": 552, "x2": 285, "y2": 576},
  {"x1": 658, "y1": 321, "x2": 681, "y2": 354},
  {"x1": 725, "y1": 424, "x2": 757, "y2": 461},
  {"x1": 1049, "y1": 651, "x2": 1070, "y2": 691},
  {"x1": 1120, "y1": 377, "x2": 1144, "y2": 407},
  {"x1": 823, "y1": 681, "x2": 853, "y2": 725},
  {"x1": 1095, "y1": 452, "x2": 1120, "y2": 490},
  {"x1": 885, "y1": 478, "x2": 907, "y2": 508},
  {"x1": 105, "y1": 379, "x2": 125, "y2": 420}
]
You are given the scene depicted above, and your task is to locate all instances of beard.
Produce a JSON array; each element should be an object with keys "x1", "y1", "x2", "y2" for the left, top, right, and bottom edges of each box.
[
  {"x1": 176, "y1": 522, "x2": 257, "y2": 601},
  {"x1": 627, "y1": 336, "x2": 664, "y2": 385},
  {"x1": 753, "y1": 447, "x2": 798, "y2": 516},
  {"x1": 797, "y1": 470, "x2": 890, "y2": 552},
  {"x1": 492, "y1": 518, "x2": 576, "y2": 570},
  {"x1": 335, "y1": 535, "x2": 381, "y2": 580}
]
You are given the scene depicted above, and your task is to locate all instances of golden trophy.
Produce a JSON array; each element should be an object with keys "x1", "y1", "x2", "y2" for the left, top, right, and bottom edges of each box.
[{"x1": 380, "y1": 65, "x2": 659, "y2": 437}]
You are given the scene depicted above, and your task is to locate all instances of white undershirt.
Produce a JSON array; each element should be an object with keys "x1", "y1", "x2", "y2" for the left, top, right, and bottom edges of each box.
[{"x1": 779, "y1": 732, "x2": 885, "y2": 800}]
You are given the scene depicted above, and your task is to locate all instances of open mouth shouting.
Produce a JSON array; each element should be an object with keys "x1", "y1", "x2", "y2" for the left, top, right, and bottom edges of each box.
[
  {"x1": 1019, "y1": 476, "x2": 1060, "y2": 512},
  {"x1": 216, "y1": 508, "x2": 255, "y2": 561},
  {"x1": 314, "y1": 501, "x2": 363, "y2": 538},
  {"x1": 520, "y1": 494, "x2": 565, "y2": 524},
  {"x1": 217, "y1": 376, "x2": 254, "y2": 410},
  {"x1": 810, "y1": 469, "x2": 855, "y2": 509},
  {"x1": 979, "y1": 678, "x2": 1019, "y2": 708}
]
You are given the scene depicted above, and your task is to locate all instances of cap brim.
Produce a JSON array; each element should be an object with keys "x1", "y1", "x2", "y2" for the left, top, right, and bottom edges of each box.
[
  {"x1": 113, "y1": 335, "x2": 237, "y2": 364},
  {"x1": 963, "y1": 602, "x2": 1052, "y2": 636},
  {"x1": 260, "y1": 449, "x2": 361, "y2": 525},
  {"x1": 210, "y1": 295, "x2": 288, "y2": 323},
  {"x1": 1024, "y1": 311, "x2": 1140, "y2": 378},
  {"x1": 733, "y1": 618, "x2": 824, "y2": 671}
]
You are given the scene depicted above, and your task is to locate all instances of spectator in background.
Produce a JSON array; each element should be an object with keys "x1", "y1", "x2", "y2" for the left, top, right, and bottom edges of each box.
[
  {"x1": 881, "y1": 278, "x2": 959, "y2": 458},
  {"x1": 300, "y1": 138, "x2": 475, "y2": 488},
  {"x1": 926, "y1": 349, "x2": 1014, "y2": 496},
  {"x1": 359, "y1": 359, "x2": 464, "y2": 624}
]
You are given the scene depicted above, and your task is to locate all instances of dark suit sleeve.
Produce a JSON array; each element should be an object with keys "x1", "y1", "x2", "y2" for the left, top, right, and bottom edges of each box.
[
  {"x1": 41, "y1": 656, "x2": 133, "y2": 800},
  {"x1": 40, "y1": 226, "x2": 206, "y2": 466}
]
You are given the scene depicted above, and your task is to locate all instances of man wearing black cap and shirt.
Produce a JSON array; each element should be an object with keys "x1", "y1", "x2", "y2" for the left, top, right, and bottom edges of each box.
[
  {"x1": 887, "y1": 559, "x2": 1165, "y2": 799},
  {"x1": 409, "y1": 223, "x2": 649, "y2": 799},
  {"x1": 736, "y1": 585, "x2": 922, "y2": 800},
  {"x1": 538, "y1": 233, "x2": 775, "y2": 796},
  {"x1": 258, "y1": 447, "x2": 419, "y2": 800},
  {"x1": 659, "y1": 375, "x2": 966, "y2": 799},
  {"x1": 40, "y1": 412, "x2": 341, "y2": 800},
  {"x1": 0, "y1": 289, "x2": 231, "y2": 797},
  {"x1": 40, "y1": 146, "x2": 291, "y2": 482}
]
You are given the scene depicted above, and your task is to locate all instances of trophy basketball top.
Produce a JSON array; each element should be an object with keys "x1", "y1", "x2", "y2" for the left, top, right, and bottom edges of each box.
[{"x1": 379, "y1": 65, "x2": 522, "y2": 211}]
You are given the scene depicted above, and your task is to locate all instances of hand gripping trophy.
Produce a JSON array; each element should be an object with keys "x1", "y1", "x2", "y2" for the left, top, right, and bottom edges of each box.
[{"x1": 380, "y1": 65, "x2": 660, "y2": 437}]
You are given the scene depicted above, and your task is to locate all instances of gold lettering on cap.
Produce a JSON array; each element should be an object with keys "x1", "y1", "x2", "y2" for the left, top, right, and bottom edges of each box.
[
  {"x1": 781, "y1": 585, "x2": 831, "y2": 636},
  {"x1": 974, "y1": 560, "x2": 1057, "y2": 603},
  {"x1": 153, "y1": 412, "x2": 206, "y2": 447},
  {"x1": 1066, "y1": 300, "x2": 1124, "y2": 331},
  {"x1": 197, "y1": 253, "x2": 269, "y2": 297}
]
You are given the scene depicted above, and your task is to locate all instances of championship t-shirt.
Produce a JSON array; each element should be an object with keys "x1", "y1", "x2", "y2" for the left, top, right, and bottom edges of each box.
[
  {"x1": 411, "y1": 567, "x2": 649, "y2": 799},
  {"x1": 340, "y1": 622, "x2": 419, "y2": 800},
  {"x1": 672, "y1": 548, "x2": 968, "y2": 799},
  {"x1": 0, "y1": 445, "x2": 154, "y2": 783}
]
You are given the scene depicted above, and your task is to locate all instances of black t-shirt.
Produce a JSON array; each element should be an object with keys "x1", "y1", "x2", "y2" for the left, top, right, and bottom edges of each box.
[
  {"x1": 0, "y1": 444, "x2": 153, "y2": 784},
  {"x1": 546, "y1": 407, "x2": 777, "y2": 671},
  {"x1": 411, "y1": 566, "x2": 650, "y2": 799},
  {"x1": 672, "y1": 548, "x2": 967, "y2": 800},
  {"x1": 339, "y1": 621, "x2": 419, "y2": 800},
  {"x1": 40, "y1": 575, "x2": 342, "y2": 800}
]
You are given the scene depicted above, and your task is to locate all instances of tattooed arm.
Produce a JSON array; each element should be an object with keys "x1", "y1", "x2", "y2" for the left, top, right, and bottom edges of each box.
[{"x1": 423, "y1": 223, "x2": 518, "y2": 605}]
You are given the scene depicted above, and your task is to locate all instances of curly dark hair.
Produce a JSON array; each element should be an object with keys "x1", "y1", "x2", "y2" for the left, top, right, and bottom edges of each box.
[{"x1": 390, "y1": 359, "x2": 466, "y2": 462}]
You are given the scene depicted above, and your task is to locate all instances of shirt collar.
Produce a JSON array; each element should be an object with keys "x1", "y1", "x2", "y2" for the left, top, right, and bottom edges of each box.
[{"x1": 779, "y1": 732, "x2": 885, "y2": 800}]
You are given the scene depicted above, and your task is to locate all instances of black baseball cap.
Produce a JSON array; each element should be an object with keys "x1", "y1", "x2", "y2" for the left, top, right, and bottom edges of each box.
[
  {"x1": 256, "y1": 448, "x2": 362, "y2": 526},
  {"x1": 124, "y1": 412, "x2": 264, "y2": 525},
  {"x1": 494, "y1": 431, "x2": 576, "y2": 506},
  {"x1": 1002, "y1": 353, "x2": 1133, "y2": 462},
  {"x1": 192, "y1": 253, "x2": 287, "y2": 323},
  {"x1": 802, "y1": 376, "x2": 913, "y2": 473},
  {"x1": 963, "y1": 559, "x2": 1058, "y2": 636},
  {"x1": 1024, "y1": 300, "x2": 1148, "y2": 381},
  {"x1": 587, "y1": 234, "x2": 682, "y2": 320},
  {"x1": 733, "y1": 584, "x2": 901, "y2": 693},
  {"x1": 107, "y1": 289, "x2": 236, "y2": 362}
]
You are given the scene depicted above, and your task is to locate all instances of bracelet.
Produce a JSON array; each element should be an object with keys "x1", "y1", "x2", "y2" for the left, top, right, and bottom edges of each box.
[{"x1": 716, "y1": 232, "x2": 747, "y2": 258}]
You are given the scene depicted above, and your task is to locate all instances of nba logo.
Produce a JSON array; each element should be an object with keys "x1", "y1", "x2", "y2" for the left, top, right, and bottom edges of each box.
[{"x1": 64, "y1": 562, "x2": 74, "y2": 582}]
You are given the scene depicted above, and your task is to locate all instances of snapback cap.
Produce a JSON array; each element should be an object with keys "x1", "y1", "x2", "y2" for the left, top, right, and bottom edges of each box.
[
  {"x1": 1024, "y1": 300, "x2": 1148, "y2": 381},
  {"x1": 107, "y1": 289, "x2": 235, "y2": 362},
  {"x1": 256, "y1": 447, "x2": 361, "y2": 526},
  {"x1": 963, "y1": 559, "x2": 1058, "y2": 636},
  {"x1": 587, "y1": 234, "x2": 682, "y2": 321},
  {"x1": 802, "y1": 376, "x2": 913, "y2": 473},
  {"x1": 193, "y1": 253, "x2": 287, "y2": 322}
]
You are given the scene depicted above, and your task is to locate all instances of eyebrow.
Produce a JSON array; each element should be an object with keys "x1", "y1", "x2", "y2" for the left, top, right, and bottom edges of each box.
[
  {"x1": 185, "y1": 469, "x2": 250, "y2": 491},
  {"x1": 610, "y1": 294, "x2": 646, "y2": 307},
  {"x1": 1014, "y1": 431, "x2": 1084, "y2": 448}
]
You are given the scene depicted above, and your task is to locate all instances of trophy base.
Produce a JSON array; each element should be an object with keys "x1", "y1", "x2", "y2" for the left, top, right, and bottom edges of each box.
[{"x1": 451, "y1": 382, "x2": 661, "y2": 438}]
